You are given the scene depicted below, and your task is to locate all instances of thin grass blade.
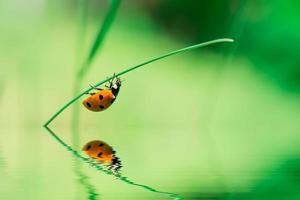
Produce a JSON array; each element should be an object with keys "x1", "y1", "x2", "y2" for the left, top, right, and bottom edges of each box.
[
  {"x1": 44, "y1": 38, "x2": 234, "y2": 126},
  {"x1": 79, "y1": 0, "x2": 121, "y2": 77}
]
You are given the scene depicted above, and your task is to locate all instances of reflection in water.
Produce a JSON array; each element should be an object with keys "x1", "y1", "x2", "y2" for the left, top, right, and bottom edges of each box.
[
  {"x1": 82, "y1": 140, "x2": 122, "y2": 173},
  {"x1": 71, "y1": 100, "x2": 100, "y2": 199},
  {"x1": 73, "y1": 162, "x2": 100, "y2": 200},
  {"x1": 44, "y1": 126, "x2": 182, "y2": 199}
]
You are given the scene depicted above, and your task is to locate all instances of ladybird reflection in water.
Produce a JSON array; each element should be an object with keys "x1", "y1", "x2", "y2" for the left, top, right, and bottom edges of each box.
[{"x1": 82, "y1": 140, "x2": 122, "y2": 172}]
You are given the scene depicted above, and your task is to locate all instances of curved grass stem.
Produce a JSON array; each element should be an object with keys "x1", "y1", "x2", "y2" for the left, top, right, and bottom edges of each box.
[{"x1": 44, "y1": 38, "x2": 234, "y2": 127}]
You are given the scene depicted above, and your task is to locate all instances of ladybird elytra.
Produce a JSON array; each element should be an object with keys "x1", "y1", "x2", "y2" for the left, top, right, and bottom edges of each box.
[{"x1": 82, "y1": 75, "x2": 121, "y2": 112}]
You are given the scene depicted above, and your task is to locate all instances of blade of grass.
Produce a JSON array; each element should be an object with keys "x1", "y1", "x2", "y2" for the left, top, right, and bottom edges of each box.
[
  {"x1": 79, "y1": 0, "x2": 121, "y2": 77},
  {"x1": 44, "y1": 38, "x2": 234, "y2": 127}
]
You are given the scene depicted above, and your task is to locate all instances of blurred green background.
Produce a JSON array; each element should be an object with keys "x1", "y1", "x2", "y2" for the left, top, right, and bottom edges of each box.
[{"x1": 1, "y1": 0, "x2": 300, "y2": 199}]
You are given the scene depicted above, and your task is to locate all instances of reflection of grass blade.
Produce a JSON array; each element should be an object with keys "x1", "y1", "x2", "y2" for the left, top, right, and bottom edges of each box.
[
  {"x1": 79, "y1": 0, "x2": 121, "y2": 77},
  {"x1": 44, "y1": 38, "x2": 233, "y2": 126},
  {"x1": 43, "y1": 126, "x2": 182, "y2": 199},
  {"x1": 74, "y1": 163, "x2": 100, "y2": 200}
]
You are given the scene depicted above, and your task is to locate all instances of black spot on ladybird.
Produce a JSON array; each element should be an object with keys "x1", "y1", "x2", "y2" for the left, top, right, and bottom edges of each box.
[
  {"x1": 86, "y1": 145, "x2": 91, "y2": 150},
  {"x1": 99, "y1": 95, "x2": 104, "y2": 100},
  {"x1": 97, "y1": 152, "x2": 103, "y2": 157},
  {"x1": 86, "y1": 102, "x2": 92, "y2": 107},
  {"x1": 99, "y1": 105, "x2": 105, "y2": 109},
  {"x1": 99, "y1": 143, "x2": 104, "y2": 147}
]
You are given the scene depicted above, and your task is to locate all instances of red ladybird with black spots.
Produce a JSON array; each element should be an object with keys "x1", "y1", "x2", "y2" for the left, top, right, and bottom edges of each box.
[{"x1": 82, "y1": 75, "x2": 121, "y2": 112}]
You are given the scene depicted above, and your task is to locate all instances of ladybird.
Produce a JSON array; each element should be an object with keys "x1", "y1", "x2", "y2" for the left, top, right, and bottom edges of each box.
[
  {"x1": 82, "y1": 140, "x2": 121, "y2": 171},
  {"x1": 82, "y1": 75, "x2": 121, "y2": 112}
]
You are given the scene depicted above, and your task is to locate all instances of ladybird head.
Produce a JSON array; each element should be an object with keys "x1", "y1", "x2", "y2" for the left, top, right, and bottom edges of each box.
[{"x1": 110, "y1": 76, "x2": 121, "y2": 97}]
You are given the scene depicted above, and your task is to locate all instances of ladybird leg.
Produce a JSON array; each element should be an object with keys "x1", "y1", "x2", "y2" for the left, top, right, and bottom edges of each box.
[
  {"x1": 105, "y1": 80, "x2": 113, "y2": 88},
  {"x1": 110, "y1": 75, "x2": 115, "y2": 87},
  {"x1": 116, "y1": 76, "x2": 122, "y2": 85},
  {"x1": 104, "y1": 76, "x2": 112, "y2": 88},
  {"x1": 111, "y1": 73, "x2": 116, "y2": 81},
  {"x1": 105, "y1": 82, "x2": 110, "y2": 88},
  {"x1": 89, "y1": 84, "x2": 96, "y2": 90},
  {"x1": 109, "y1": 73, "x2": 117, "y2": 85},
  {"x1": 89, "y1": 84, "x2": 103, "y2": 91},
  {"x1": 112, "y1": 73, "x2": 116, "y2": 82},
  {"x1": 84, "y1": 91, "x2": 96, "y2": 95}
]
